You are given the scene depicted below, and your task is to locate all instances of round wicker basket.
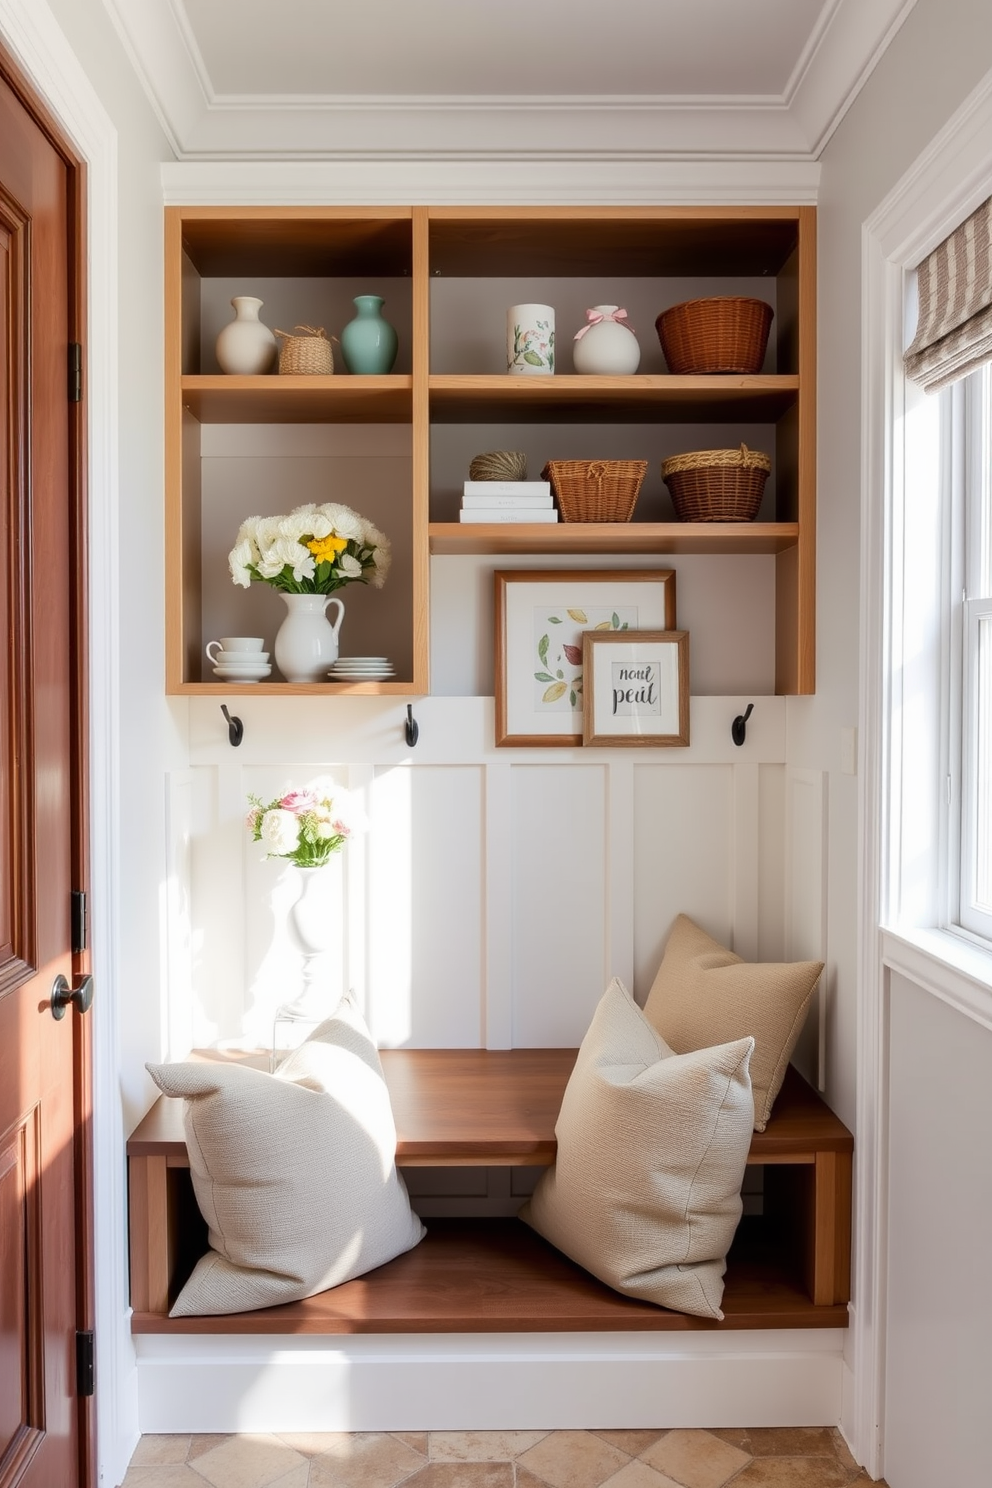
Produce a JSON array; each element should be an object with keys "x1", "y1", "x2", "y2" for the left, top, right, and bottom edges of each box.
[
  {"x1": 275, "y1": 325, "x2": 334, "y2": 375},
  {"x1": 655, "y1": 296, "x2": 773, "y2": 375},
  {"x1": 661, "y1": 444, "x2": 771, "y2": 522},
  {"x1": 468, "y1": 450, "x2": 528, "y2": 482}
]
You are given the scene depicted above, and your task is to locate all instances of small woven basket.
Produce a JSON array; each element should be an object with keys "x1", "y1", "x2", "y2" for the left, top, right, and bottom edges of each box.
[
  {"x1": 655, "y1": 297, "x2": 774, "y2": 375},
  {"x1": 275, "y1": 325, "x2": 334, "y2": 375},
  {"x1": 469, "y1": 450, "x2": 528, "y2": 482},
  {"x1": 542, "y1": 459, "x2": 647, "y2": 523},
  {"x1": 661, "y1": 444, "x2": 771, "y2": 522}
]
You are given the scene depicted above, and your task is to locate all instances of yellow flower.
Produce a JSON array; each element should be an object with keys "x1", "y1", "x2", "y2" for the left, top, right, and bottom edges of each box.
[{"x1": 307, "y1": 534, "x2": 348, "y2": 563}]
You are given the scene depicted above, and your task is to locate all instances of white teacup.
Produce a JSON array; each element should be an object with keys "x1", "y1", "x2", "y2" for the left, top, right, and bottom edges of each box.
[
  {"x1": 222, "y1": 636, "x2": 264, "y2": 651},
  {"x1": 206, "y1": 637, "x2": 266, "y2": 664}
]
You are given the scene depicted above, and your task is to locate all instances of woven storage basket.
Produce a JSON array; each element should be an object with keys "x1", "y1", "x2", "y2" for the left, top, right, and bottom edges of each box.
[
  {"x1": 542, "y1": 459, "x2": 647, "y2": 523},
  {"x1": 275, "y1": 324, "x2": 334, "y2": 375},
  {"x1": 661, "y1": 444, "x2": 771, "y2": 522},
  {"x1": 655, "y1": 297, "x2": 773, "y2": 375}
]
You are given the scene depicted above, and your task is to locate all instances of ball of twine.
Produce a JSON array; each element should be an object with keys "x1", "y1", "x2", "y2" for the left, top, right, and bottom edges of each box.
[{"x1": 469, "y1": 450, "x2": 528, "y2": 482}]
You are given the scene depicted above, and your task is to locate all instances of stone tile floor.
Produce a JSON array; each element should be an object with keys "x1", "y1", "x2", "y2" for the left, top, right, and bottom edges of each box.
[{"x1": 120, "y1": 1427, "x2": 888, "y2": 1487}]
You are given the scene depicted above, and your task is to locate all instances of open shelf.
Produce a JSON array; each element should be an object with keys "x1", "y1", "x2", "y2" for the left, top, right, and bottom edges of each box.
[
  {"x1": 130, "y1": 1217, "x2": 848, "y2": 1336},
  {"x1": 180, "y1": 375, "x2": 413, "y2": 424},
  {"x1": 428, "y1": 374, "x2": 799, "y2": 424},
  {"x1": 429, "y1": 521, "x2": 801, "y2": 556}
]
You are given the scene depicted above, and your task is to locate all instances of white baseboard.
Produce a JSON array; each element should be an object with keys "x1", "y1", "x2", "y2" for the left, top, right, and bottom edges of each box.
[{"x1": 134, "y1": 1330, "x2": 846, "y2": 1434}]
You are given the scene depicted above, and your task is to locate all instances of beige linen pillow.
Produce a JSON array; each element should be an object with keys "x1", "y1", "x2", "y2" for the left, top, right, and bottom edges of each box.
[
  {"x1": 520, "y1": 977, "x2": 753, "y2": 1321},
  {"x1": 147, "y1": 995, "x2": 425, "y2": 1317},
  {"x1": 643, "y1": 914, "x2": 823, "y2": 1131}
]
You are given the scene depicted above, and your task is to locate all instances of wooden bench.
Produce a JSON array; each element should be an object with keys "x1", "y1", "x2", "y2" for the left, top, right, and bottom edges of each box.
[{"x1": 127, "y1": 1051, "x2": 852, "y2": 1334}]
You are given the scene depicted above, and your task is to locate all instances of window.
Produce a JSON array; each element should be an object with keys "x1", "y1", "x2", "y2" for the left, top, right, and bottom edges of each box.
[
  {"x1": 957, "y1": 365, "x2": 992, "y2": 940},
  {"x1": 939, "y1": 364, "x2": 992, "y2": 945}
]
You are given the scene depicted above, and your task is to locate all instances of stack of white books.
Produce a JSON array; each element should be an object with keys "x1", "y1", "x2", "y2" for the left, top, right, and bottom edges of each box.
[{"x1": 459, "y1": 479, "x2": 559, "y2": 523}]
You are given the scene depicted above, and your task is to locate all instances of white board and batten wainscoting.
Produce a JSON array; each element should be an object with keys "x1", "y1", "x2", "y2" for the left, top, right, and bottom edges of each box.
[{"x1": 144, "y1": 691, "x2": 842, "y2": 1434}]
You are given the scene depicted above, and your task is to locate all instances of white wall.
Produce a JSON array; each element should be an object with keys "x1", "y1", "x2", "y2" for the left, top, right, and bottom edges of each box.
[
  {"x1": 42, "y1": 0, "x2": 186, "y2": 1124},
  {"x1": 884, "y1": 972, "x2": 992, "y2": 1488},
  {"x1": 178, "y1": 697, "x2": 809, "y2": 1062},
  {"x1": 814, "y1": 2, "x2": 992, "y2": 1481}
]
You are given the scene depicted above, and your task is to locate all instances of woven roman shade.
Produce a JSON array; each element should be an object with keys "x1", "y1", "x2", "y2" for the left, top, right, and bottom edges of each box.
[{"x1": 904, "y1": 197, "x2": 992, "y2": 392}]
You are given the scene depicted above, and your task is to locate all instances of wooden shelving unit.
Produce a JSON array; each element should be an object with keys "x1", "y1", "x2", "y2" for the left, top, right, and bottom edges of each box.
[{"x1": 165, "y1": 204, "x2": 815, "y2": 695}]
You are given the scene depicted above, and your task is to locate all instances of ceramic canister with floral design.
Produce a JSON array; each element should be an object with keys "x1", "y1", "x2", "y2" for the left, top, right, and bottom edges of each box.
[{"x1": 507, "y1": 303, "x2": 555, "y2": 375}]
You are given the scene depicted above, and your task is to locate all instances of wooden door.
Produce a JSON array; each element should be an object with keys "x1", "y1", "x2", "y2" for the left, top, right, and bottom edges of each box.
[{"x1": 0, "y1": 56, "x2": 90, "y2": 1488}]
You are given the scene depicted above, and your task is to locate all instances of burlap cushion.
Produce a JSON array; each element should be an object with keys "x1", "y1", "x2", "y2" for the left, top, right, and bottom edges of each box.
[
  {"x1": 147, "y1": 995, "x2": 425, "y2": 1316},
  {"x1": 643, "y1": 913, "x2": 823, "y2": 1131},
  {"x1": 520, "y1": 977, "x2": 753, "y2": 1320}
]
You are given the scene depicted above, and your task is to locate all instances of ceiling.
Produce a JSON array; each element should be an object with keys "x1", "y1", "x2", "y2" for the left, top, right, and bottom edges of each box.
[{"x1": 103, "y1": 0, "x2": 917, "y2": 161}]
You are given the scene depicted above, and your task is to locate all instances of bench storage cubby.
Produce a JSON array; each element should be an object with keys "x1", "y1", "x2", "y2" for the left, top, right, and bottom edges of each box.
[{"x1": 127, "y1": 1049, "x2": 852, "y2": 1335}]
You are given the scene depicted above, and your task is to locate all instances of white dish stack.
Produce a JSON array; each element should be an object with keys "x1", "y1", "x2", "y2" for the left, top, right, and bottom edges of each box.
[{"x1": 328, "y1": 656, "x2": 395, "y2": 680}]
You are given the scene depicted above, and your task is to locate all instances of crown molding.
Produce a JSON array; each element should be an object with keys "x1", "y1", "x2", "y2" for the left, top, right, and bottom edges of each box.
[
  {"x1": 160, "y1": 157, "x2": 820, "y2": 207},
  {"x1": 105, "y1": 0, "x2": 916, "y2": 162},
  {"x1": 786, "y1": 0, "x2": 917, "y2": 155}
]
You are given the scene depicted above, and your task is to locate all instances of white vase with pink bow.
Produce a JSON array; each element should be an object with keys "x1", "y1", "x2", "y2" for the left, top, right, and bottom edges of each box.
[{"x1": 572, "y1": 305, "x2": 641, "y2": 375}]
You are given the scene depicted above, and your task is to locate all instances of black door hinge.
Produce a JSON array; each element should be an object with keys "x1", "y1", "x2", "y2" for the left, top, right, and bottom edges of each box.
[
  {"x1": 76, "y1": 1330, "x2": 94, "y2": 1397},
  {"x1": 71, "y1": 890, "x2": 87, "y2": 955},
  {"x1": 68, "y1": 342, "x2": 82, "y2": 403}
]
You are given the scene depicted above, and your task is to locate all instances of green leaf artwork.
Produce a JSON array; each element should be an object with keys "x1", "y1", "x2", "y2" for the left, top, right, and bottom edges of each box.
[
  {"x1": 538, "y1": 634, "x2": 549, "y2": 668},
  {"x1": 535, "y1": 671, "x2": 554, "y2": 682}
]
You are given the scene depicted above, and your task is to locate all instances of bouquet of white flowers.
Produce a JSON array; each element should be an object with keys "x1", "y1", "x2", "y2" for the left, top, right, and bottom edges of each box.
[
  {"x1": 246, "y1": 776, "x2": 366, "y2": 868},
  {"x1": 229, "y1": 502, "x2": 390, "y2": 596}
]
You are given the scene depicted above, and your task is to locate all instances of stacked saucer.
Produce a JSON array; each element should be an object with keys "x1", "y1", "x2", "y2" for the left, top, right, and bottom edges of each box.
[{"x1": 328, "y1": 655, "x2": 395, "y2": 681}]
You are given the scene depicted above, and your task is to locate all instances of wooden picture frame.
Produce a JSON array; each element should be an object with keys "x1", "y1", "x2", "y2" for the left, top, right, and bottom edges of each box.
[
  {"x1": 582, "y1": 629, "x2": 690, "y2": 747},
  {"x1": 494, "y1": 570, "x2": 677, "y2": 747}
]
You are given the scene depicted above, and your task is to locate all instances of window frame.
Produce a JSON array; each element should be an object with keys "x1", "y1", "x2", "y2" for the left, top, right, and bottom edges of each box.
[{"x1": 949, "y1": 367, "x2": 992, "y2": 944}]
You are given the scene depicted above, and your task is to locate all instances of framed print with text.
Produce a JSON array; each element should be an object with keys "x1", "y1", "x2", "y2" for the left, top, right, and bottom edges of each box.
[
  {"x1": 582, "y1": 629, "x2": 690, "y2": 746},
  {"x1": 494, "y1": 570, "x2": 677, "y2": 747}
]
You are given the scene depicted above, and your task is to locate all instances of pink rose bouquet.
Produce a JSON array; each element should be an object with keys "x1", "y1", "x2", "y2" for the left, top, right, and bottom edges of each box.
[{"x1": 245, "y1": 775, "x2": 366, "y2": 868}]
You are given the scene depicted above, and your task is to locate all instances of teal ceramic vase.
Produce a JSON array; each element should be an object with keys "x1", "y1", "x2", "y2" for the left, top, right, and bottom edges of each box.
[{"x1": 340, "y1": 294, "x2": 398, "y2": 374}]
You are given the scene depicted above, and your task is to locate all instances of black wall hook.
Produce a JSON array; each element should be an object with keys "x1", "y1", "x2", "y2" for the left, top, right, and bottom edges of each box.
[
  {"x1": 731, "y1": 703, "x2": 754, "y2": 747},
  {"x1": 405, "y1": 704, "x2": 419, "y2": 748},
  {"x1": 221, "y1": 704, "x2": 244, "y2": 747}
]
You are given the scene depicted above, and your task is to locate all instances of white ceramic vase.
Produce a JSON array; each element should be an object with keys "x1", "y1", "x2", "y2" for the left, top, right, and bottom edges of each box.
[
  {"x1": 572, "y1": 305, "x2": 641, "y2": 375},
  {"x1": 215, "y1": 296, "x2": 277, "y2": 375},
  {"x1": 507, "y1": 303, "x2": 555, "y2": 375},
  {"x1": 280, "y1": 860, "x2": 345, "y2": 1020},
  {"x1": 274, "y1": 593, "x2": 345, "y2": 682}
]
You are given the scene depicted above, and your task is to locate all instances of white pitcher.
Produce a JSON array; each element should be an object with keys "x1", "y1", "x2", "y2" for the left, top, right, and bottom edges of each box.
[{"x1": 274, "y1": 594, "x2": 345, "y2": 683}]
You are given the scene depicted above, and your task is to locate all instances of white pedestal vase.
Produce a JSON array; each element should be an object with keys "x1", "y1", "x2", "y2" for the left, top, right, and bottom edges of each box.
[{"x1": 279, "y1": 859, "x2": 345, "y2": 1022}]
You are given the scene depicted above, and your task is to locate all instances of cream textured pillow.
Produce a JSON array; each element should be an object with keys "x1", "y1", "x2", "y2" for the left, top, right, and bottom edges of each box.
[
  {"x1": 147, "y1": 995, "x2": 425, "y2": 1317},
  {"x1": 520, "y1": 977, "x2": 753, "y2": 1321},
  {"x1": 643, "y1": 914, "x2": 823, "y2": 1131}
]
